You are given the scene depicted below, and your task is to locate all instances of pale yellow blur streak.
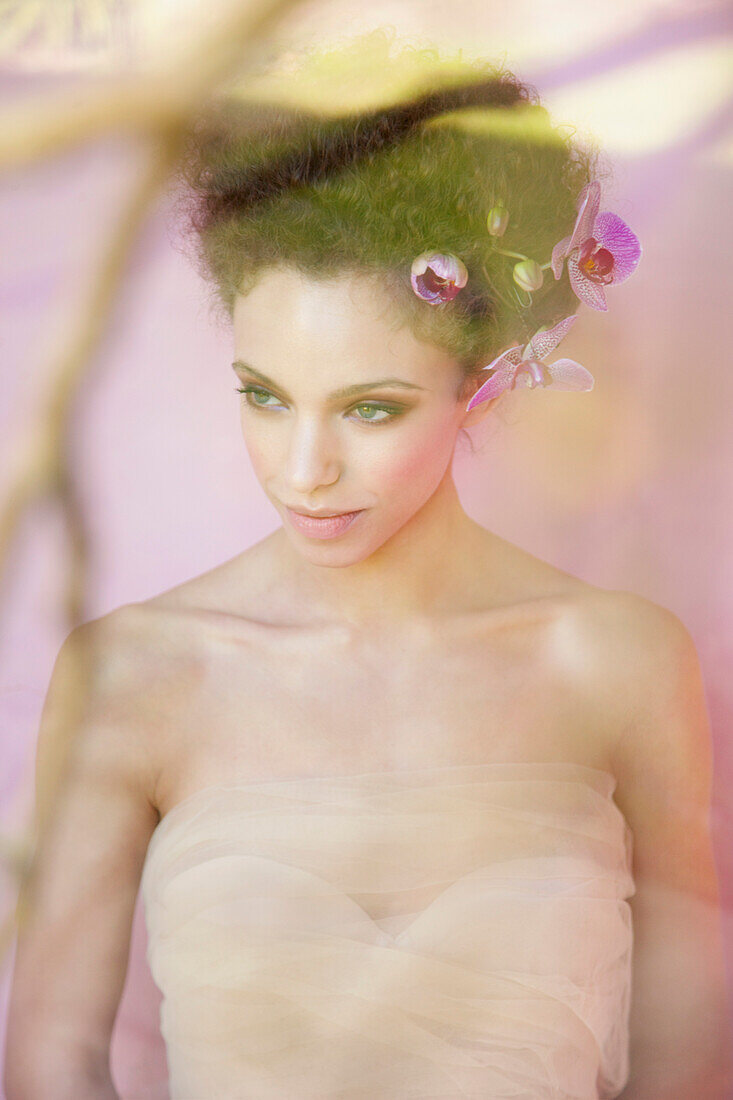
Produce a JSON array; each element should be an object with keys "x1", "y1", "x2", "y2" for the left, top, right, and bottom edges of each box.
[
  {"x1": 0, "y1": 0, "x2": 303, "y2": 169},
  {"x1": 545, "y1": 38, "x2": 733, "y2": 158}
]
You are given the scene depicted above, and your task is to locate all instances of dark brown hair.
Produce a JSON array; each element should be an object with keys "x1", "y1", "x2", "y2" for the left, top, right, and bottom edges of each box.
[{"x1": 172, "y1": 32, "x2": 605, "y2": 385}]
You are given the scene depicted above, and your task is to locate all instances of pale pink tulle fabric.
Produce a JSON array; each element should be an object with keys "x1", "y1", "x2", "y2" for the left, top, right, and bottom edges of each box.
[{"x1": 140, "y1": 761, "x2": 635, "y2": 1099}]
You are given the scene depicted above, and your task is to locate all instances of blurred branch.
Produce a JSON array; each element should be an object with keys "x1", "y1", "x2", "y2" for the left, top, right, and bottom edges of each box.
[
  {"x1": 0, "y1": 134, "x2": 180, "y2": 617},
  {"x1": 0, "y1": 0, "x2": 304, "y2": 958},
  {"x1": 0, "y1": 0, "x2": 305, "y2": 598}
]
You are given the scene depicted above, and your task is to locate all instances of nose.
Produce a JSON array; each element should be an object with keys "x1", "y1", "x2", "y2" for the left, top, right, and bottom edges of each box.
[{"x1": 285, "y1": 415, "x2": 341, "y2": 495}]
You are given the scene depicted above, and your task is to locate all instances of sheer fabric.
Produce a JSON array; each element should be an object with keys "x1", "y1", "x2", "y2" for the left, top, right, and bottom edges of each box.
[{"x1": 141, "y1": 761, "x2": 635, "y2": 1099}]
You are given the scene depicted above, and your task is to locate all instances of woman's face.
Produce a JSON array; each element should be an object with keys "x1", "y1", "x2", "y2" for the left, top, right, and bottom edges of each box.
[{"x1": 232, "y1": 266, "x2": 496, "y2": 565}]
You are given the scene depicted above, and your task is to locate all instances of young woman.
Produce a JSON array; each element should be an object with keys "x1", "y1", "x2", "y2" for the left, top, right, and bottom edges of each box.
[{"x1": 5, "y1": 38, "x2": 731, "y2": 1100}]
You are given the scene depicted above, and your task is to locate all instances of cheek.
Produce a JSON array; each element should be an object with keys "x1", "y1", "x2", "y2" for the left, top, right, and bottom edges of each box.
[
  {"x1": 367, "y1": 418, "x2": 457, "y2": 493},
  {"x1": 239, "y1": 419, "x2": 274, "y2": 477}
]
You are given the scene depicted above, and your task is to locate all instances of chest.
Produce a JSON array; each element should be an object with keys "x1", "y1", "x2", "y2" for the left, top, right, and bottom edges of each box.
[
  {"x1": 141, "y1": 761, "x2": 635, "y2": 1099},
  {"x1": 149, "y1": 610, "x2": 613, "y2": 815}
]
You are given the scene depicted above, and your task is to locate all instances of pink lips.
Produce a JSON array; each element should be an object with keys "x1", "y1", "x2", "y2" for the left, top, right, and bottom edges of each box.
[{"x1": 285, "y1": 507, "x2": 364, "y2": 539}]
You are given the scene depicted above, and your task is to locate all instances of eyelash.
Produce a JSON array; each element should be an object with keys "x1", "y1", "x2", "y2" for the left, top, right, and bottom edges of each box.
[{"x1": 234, "y1": 385, "x2": 406, "y2": 426}]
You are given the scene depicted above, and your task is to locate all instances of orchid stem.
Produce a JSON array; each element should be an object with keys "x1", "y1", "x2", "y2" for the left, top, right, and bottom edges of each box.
[
  {"x1": 480, "y1": 264, "x2": 517, "y2": 313},
  {"x1": 491, "y1": 246, "x2": 529, "y2": 262}
]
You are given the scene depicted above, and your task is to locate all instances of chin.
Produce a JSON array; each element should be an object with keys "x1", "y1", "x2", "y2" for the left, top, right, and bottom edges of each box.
[{"x1": 290, "y1": 538, "x2": 376, "y2": 569}]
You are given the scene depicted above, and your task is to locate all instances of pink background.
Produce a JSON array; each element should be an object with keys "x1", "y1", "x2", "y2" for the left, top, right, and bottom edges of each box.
[{"x1": 1, "y1": 2, "x2": 731, "y2": 1094}]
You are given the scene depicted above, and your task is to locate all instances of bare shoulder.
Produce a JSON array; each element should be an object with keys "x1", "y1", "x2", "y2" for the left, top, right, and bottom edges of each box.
[
  {"x1": 566, "y1": 583, "x2": 697, "y2": 665},
  {"x1": 47, "y1": 600, "x2": 210, "y2": 815},
  {"x1": 564, "y1": 585, "x2": 705, "y2": 739},
  {"x1": 37, "y1": 609, "x2": 152, "y2": 814},
  {"x1": 563, "y1": 586, "x2": 713, "y2": 822},
  {"x1": 71, "y1": 600, "x2": 203, "y2": 705},
  {"x1": 466, "y1": 531, "x2": 692, "y2": 690}
]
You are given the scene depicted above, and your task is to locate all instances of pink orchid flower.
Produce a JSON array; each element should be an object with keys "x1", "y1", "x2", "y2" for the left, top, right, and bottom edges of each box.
[
  {"x1": 551, "y1": 181, "x2": 642, "y2": 311},
  {"x1": 466, "y1": 314, "x2": 594, "y2": 411},
  {"x1": 411, "y1": 251, "x2": 468, "y2": 304}
]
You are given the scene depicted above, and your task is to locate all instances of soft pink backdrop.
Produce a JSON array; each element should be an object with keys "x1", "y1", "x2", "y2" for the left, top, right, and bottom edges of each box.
[{"x1": 1, "y1": 2, "x2": 731, "y2": 1095}]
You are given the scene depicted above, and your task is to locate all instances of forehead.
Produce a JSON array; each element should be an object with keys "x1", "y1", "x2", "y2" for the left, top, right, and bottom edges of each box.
[{"x1": 232, "y1": 266, "x2": 457, "y2": 388}]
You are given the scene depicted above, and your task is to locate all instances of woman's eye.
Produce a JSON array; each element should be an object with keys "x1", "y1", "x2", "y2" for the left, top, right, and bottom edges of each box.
[
  {"x1": 350, "y1": 403, "x2": 403, "y2": 424},
  {"x1": 235, "y1": 386, "x2": 284, "y2": 409}
]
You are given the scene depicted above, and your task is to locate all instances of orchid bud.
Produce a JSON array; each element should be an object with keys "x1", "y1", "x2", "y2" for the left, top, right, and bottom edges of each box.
[
  {"x1": 486, "y1": 204, "x2": 509, "y2": 237},
  {"x1": 512, "y1": 259, "x2": 544, "y2": 292}
]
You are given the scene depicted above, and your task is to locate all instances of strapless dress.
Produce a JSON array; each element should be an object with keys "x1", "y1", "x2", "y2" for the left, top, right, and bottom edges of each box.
[{"x1": 140, "y1": 761, "x2": 635, "y2": 1099}]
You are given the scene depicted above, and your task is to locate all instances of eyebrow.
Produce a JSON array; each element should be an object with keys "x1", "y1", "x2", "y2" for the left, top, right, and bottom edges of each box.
[{"x1": 232, "y1": 360, "x2": 426, "y2": 401}]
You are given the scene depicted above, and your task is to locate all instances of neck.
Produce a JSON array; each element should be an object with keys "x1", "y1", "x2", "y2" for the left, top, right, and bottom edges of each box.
[{"x1": 270, "y1": 469, "x2": 491, "y2": 630}]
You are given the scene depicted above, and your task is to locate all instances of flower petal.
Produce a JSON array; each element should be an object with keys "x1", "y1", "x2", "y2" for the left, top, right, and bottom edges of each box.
[
  {"x1": 568, "y1": 255, "x2": 608, "y2": 311},
  {"x1": 522, "y1": 314, "x2": 578, "y2": 361},
  {"x1": 411, "y1": 275, "x2": 443, "y2": 303},
  {"x1": 464, "y1": 363, "x2": 510, "y2": 411},
  {"x1": 410, "y1": 252, "x2": 433, "y2": 277},
  {"x1": 466, "y1": 355, "x2": 519, "y2": 410},
  {"x1": 436, "y1": 253, "x2": 469, "y2": 287},
  {"x1": 546, "y1": 357, "x2": 595, "y2": 391},
  {"x1": 551, "y1": 235, "x2": 571, "y2": 280},
  {"x1": 481, "y1": 345, "x2": 525, "y2": 372},
  {"x1": 593, "y1": 212, "x2": 642, "y2": 284},
  {"x1": 410, "y1": 251, "x2": 469, "y2": 303},
  {"x1": 567, "y1": 181, "x2": 601, "y2": 254},
  {"x1": 412, "y1": 251, "x2": 468, "y2": 286}
]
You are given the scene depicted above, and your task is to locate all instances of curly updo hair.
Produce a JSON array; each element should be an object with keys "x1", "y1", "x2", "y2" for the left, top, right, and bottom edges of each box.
[{"x1": 173, "y1": 33, "x2": 605, "y2": 392}]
